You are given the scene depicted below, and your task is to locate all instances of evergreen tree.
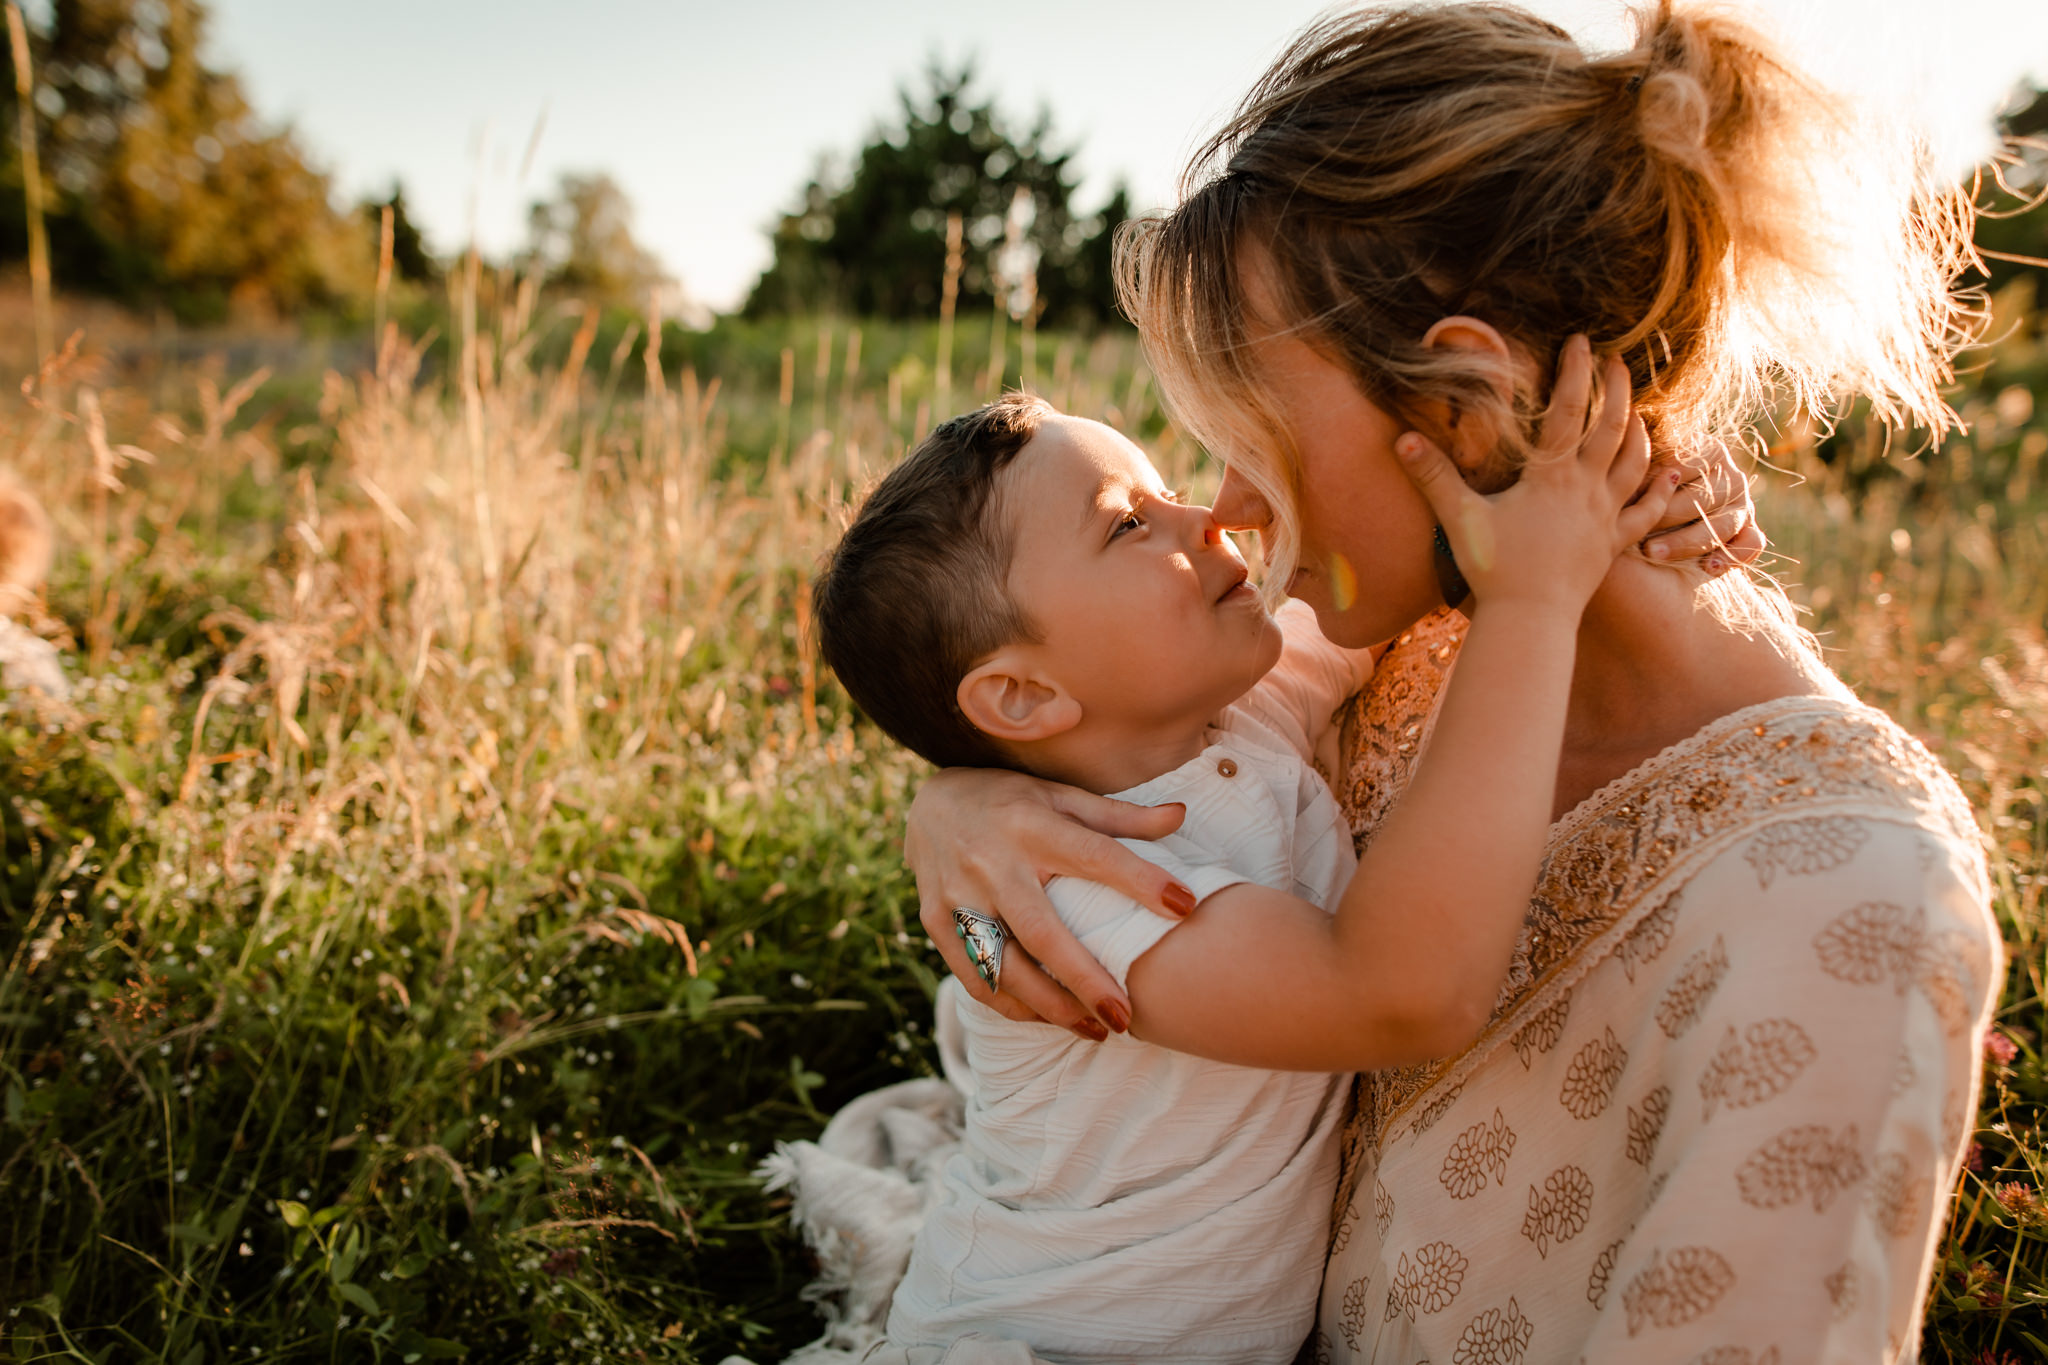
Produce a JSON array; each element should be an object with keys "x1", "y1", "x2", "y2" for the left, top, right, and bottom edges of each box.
[
  {"x1": 745, "y1": 62, "x2": 1128, "y2": 326},
  {"x1": 362, "y1": 184, "x2": 438, "y2": 285}
]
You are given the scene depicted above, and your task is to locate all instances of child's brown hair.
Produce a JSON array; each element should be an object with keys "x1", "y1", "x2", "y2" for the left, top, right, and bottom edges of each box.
[{"x1": 812, "y1": 395, "x2": 1051, "y2": 769}]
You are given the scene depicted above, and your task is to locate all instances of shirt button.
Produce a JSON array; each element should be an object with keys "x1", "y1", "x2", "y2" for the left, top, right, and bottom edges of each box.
[{"x1": 1217, "y1": 759, "x2": 1238, "y2": 778}]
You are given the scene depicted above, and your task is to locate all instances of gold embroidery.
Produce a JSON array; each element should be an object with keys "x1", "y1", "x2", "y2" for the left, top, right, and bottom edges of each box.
[
  {"x1": 1439, "y1": 1108, "x2": 1516, "y2": 1199},
  {"x1": 1331, "y1": 1198, "x2": 1362, "y2": 1256},
  {"x1": 1813, "y1": 902, "x2": 1980, "y2": 1036},
  {"x1": 1699, "y1": 1019, "x2": 1817, "y2": 1119},
  {"x1": 1385, "y1": 1240, "x2": 1470, "y2": 1321},
  {"x1": 1891, "y1": 1047, "x2": 1917, "y2": 1097},
  {"x1": 1734, "y1": 1124, "x2": 1866, "y2": 1212},
  {"x1": 1588, "y1": 1239, "x2": 1625, "y2": 1310},
  {"x1": 1867, "y1": 1151, "x2": 1932, "y2": 1239},
  {"x1": 1509, "y1": 991, "x2": 1571, "y2": 1069},
  {"x1": 1451, "y1": 1297, "x2": 1534, "y2": 1365},
  {"x1": 1411, "y1": 1084, "x2": 1464, "y2": 1136},
  {"x1": 1338, "y1": 1276, "x2": 1373, "y2": 1350},
  {"x1": 1522, "y1": 1165, "x2": 1594, "y2": 1258},
  {"x1": 1615, "y1": 892, "x2": 1681, "y2": 981},
  {"x1": 1822, "y1": 1262, "x2": 1859, "y2": 1319},
  {"x1": 1625, "y1": 1086, "x2": 1672, "y2": 1166},
  {"x1": 1560, "y1": 1027, "x2": 1629, "y2": 1120},
  {"x1": 1744, "y1": 815, "x2": 1869, "y2": 887},
  {"x1": 1656, "y1": 937, "x2": 1730, "y2": 1039},
  {"x1": 1338, "y1": 608, "x2": 1468, "y2": 858},
  {"x1": 1622, "y1": 1247, "x2": 1737, "y2": 1335}
]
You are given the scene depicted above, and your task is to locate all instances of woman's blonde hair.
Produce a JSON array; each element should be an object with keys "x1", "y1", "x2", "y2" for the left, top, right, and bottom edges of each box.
[{"x1": 1118, "y1": 0, "x2": 1980, "y2": 598}]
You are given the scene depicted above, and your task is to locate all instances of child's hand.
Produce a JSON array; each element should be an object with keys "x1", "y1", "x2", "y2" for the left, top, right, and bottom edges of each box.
[{"x1": 1396, "y1": 335, "x2": 1678, "y2": 619}]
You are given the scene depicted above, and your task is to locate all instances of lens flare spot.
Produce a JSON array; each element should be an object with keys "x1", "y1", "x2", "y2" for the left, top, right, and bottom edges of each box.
[
  {"x1": 1456, "y1": 508, "x2": 1497, "y2": 574},
  {"x1": 1328, "y1": 552, "x2": 1358, "y2": 610}
]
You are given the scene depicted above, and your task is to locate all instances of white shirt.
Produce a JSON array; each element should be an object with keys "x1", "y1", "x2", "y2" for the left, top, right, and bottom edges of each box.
[{"x1": 887, "y1": 603, "x2": 1370, "y2": 1363}]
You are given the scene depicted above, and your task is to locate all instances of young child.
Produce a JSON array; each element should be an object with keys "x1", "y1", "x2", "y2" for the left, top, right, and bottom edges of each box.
[{"x1": 796, "y1": 347, "x2": 1671, "y2": 1363}]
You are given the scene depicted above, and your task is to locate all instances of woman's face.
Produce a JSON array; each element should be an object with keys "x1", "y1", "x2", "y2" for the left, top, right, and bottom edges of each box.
[{"x1": 1215, "y1": 295, "x2": 1447, "y2": 650}]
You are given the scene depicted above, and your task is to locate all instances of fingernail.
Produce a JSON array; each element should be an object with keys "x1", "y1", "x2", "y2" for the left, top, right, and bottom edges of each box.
[
  {"x1": 1647, "y1": 540, "x2": 1670, "y2": 560},
  {"x1": 1668, "y1": 469, "x2": 1684, "y2": 485},
  {"x1": 1099, "y1": 998, "x2": 1131, "y2": 1034},
  {"x1": 1395, "y1": 435, "x2": 1419, "y2": 459},
  {"x1": 1163, "y1": 882, "x2": 1198, "y2": 917},
  {"x1": 1706, "y1": 555, "x2": 1727, "y2": 574},
  {"x1": 1073, "y1": 1018, "x2": 1109, "y2": 1043}
]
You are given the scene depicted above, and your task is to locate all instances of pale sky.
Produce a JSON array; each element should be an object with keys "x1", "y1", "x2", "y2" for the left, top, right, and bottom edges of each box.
[{"x1": 194, "y1": 0, "x2": 2048, "y2": 313}]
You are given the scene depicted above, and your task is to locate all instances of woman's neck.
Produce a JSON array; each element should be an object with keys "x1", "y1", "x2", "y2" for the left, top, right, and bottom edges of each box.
[{"x1": 1552, "y1": 561, "x2": 1841, "y2": 820}]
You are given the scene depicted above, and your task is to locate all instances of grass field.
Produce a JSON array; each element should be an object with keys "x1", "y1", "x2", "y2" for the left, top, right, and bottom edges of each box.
[{"x1": 0, "y1": 272, "x2": 2043, "y2": 1363}]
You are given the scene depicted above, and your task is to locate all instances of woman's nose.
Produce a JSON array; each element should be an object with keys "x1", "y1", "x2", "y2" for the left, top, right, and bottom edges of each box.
[{"x1": 1211, "y1": 466, "x2": 1273, "y2": 534}]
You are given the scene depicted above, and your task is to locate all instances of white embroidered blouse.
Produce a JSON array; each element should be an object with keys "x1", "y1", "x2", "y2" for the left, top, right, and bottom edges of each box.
[{"x1": 1314, "y1": 610, "x2": 2001, "y2": 1365}]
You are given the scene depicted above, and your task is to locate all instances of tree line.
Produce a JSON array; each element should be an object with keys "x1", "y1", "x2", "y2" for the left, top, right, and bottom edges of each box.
[{"x1": 0, "y1": 1, "x2": 2036, "y2": 331}]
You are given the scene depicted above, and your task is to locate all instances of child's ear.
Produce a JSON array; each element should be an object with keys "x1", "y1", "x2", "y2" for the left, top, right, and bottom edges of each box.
[{"x1": 957, "y1": 652, "x2": 1082, "y2": 744}]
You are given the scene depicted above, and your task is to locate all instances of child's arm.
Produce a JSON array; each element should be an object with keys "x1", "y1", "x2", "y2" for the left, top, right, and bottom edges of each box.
[{"x1": 1128, "y1": 341, "x2": 1677, "y2": 1071}]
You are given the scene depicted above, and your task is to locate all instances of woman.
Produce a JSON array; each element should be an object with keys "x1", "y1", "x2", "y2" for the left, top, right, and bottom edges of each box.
[{"x1": 906, "y1": 3, "x2": 1998, "y2": 1361}]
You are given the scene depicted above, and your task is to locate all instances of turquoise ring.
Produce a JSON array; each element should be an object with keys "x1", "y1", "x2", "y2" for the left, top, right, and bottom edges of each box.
[{"x1": 953, "y1": 908, "x2": 1008, "y2": 992}]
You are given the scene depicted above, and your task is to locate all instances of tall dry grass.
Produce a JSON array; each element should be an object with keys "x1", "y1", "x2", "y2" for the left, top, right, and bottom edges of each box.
[{"x1": 0, "y1": 264, "x2": 2041, "y2": 1361}]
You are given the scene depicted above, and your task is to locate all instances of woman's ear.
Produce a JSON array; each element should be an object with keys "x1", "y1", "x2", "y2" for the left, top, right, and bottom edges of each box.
[
  {"x1": 1420, "y1": 315, "x2": 1514, "y2": 380},
  {"x1": 957, "y1": 651, "x2": 1083, "y2": 745},
  {"x1": 1415, "y1": 315, "x2": 1517, "y2": 482}
]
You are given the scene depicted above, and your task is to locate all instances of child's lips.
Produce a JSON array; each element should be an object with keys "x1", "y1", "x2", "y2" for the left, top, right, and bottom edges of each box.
[{"x1": 1217, "y1": 573, "x2": 1255, "y2": 604}]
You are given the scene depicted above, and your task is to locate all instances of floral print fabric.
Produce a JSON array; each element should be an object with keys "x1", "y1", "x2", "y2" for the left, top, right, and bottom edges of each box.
[{"x1": 1315, "y1": 616, "x2": 2000, "y2": 1364}]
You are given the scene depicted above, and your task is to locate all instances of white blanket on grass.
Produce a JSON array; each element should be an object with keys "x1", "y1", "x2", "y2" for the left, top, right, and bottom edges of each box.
[{"x1": 741, "y1": 986, "x2": 1047, "y2": 1365}]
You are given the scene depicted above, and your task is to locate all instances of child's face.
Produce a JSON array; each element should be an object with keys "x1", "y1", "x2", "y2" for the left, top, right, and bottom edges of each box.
[{"x1": 1002, "y1": 416, "x2": 1283, "y2": 729}]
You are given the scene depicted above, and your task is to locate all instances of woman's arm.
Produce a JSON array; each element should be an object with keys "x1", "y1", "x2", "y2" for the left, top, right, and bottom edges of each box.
[
  {"x1": 906, "y1": 769, "x2": 1193, "y2": 1038},
  {"x1": 1570, "y1": 818, "x2": 1998, "y2": 1362}
]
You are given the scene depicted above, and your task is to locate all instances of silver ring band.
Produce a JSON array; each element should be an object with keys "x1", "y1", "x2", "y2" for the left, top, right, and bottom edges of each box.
[{"x1": 953, "y1": 907, "x2": 1008, "y2": 992}]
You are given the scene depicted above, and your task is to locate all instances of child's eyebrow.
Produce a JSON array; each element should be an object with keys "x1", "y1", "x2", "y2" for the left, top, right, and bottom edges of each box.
[{"x1": 1078, "y1": 476, "x2": 1122, "y2": 533}]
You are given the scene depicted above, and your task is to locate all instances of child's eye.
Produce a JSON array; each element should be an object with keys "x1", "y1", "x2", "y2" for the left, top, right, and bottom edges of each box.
[{"x1": 1112, "y1": 510, "x2": 1144, "y2": 537}]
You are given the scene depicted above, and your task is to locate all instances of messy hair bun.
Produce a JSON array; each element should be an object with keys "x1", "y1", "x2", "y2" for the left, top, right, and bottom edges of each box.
[{"x1": 1121, "y1": 1, "x2": 1979, "y2": 588}]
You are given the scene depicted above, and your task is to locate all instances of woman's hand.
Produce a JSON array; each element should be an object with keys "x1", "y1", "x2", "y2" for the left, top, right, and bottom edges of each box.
[
  {"x1": 908, "y1": 768, "x2": 1196, "y2": 1039},
  {"x1": 1397, "y1": 336, "x2": 1678, "y2": 616},
  {"x1": 1641, "y1": 435, "x2": 1766, "y2": 574}
]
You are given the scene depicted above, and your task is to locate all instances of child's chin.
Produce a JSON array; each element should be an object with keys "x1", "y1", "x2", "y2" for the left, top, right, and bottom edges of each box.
[
  {"x1": 1303, "y1": 598, "x2": 1391, "y2": 650},
  {"x1": 1251, "y1": 612, "x2": 1286, "y2": 669}
]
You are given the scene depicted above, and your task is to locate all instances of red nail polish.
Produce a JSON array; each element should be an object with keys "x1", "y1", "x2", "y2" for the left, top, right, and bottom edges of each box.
[
  {"x1": 1100, "y1": 999, "x2": 1131, "y2": 1034},
  {"x1": 1074, "y1": 1018, "x2": 1109, "y2": 1043},
  {"x1": 1163, "y1": 883, "x2": 1198, "y2": 917}
]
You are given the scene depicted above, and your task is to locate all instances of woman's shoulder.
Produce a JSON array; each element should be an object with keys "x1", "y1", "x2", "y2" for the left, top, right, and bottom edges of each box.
[
  {"x1": 1577, "y1": 692, "x2": 1981, "y2": 869},
  {"x1": 1520, "y1": 692, "x2": 1991, "y2": 1000},
  {"x1": 1613, "y1": 695, "x2": 1998, "y2": 985}
]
